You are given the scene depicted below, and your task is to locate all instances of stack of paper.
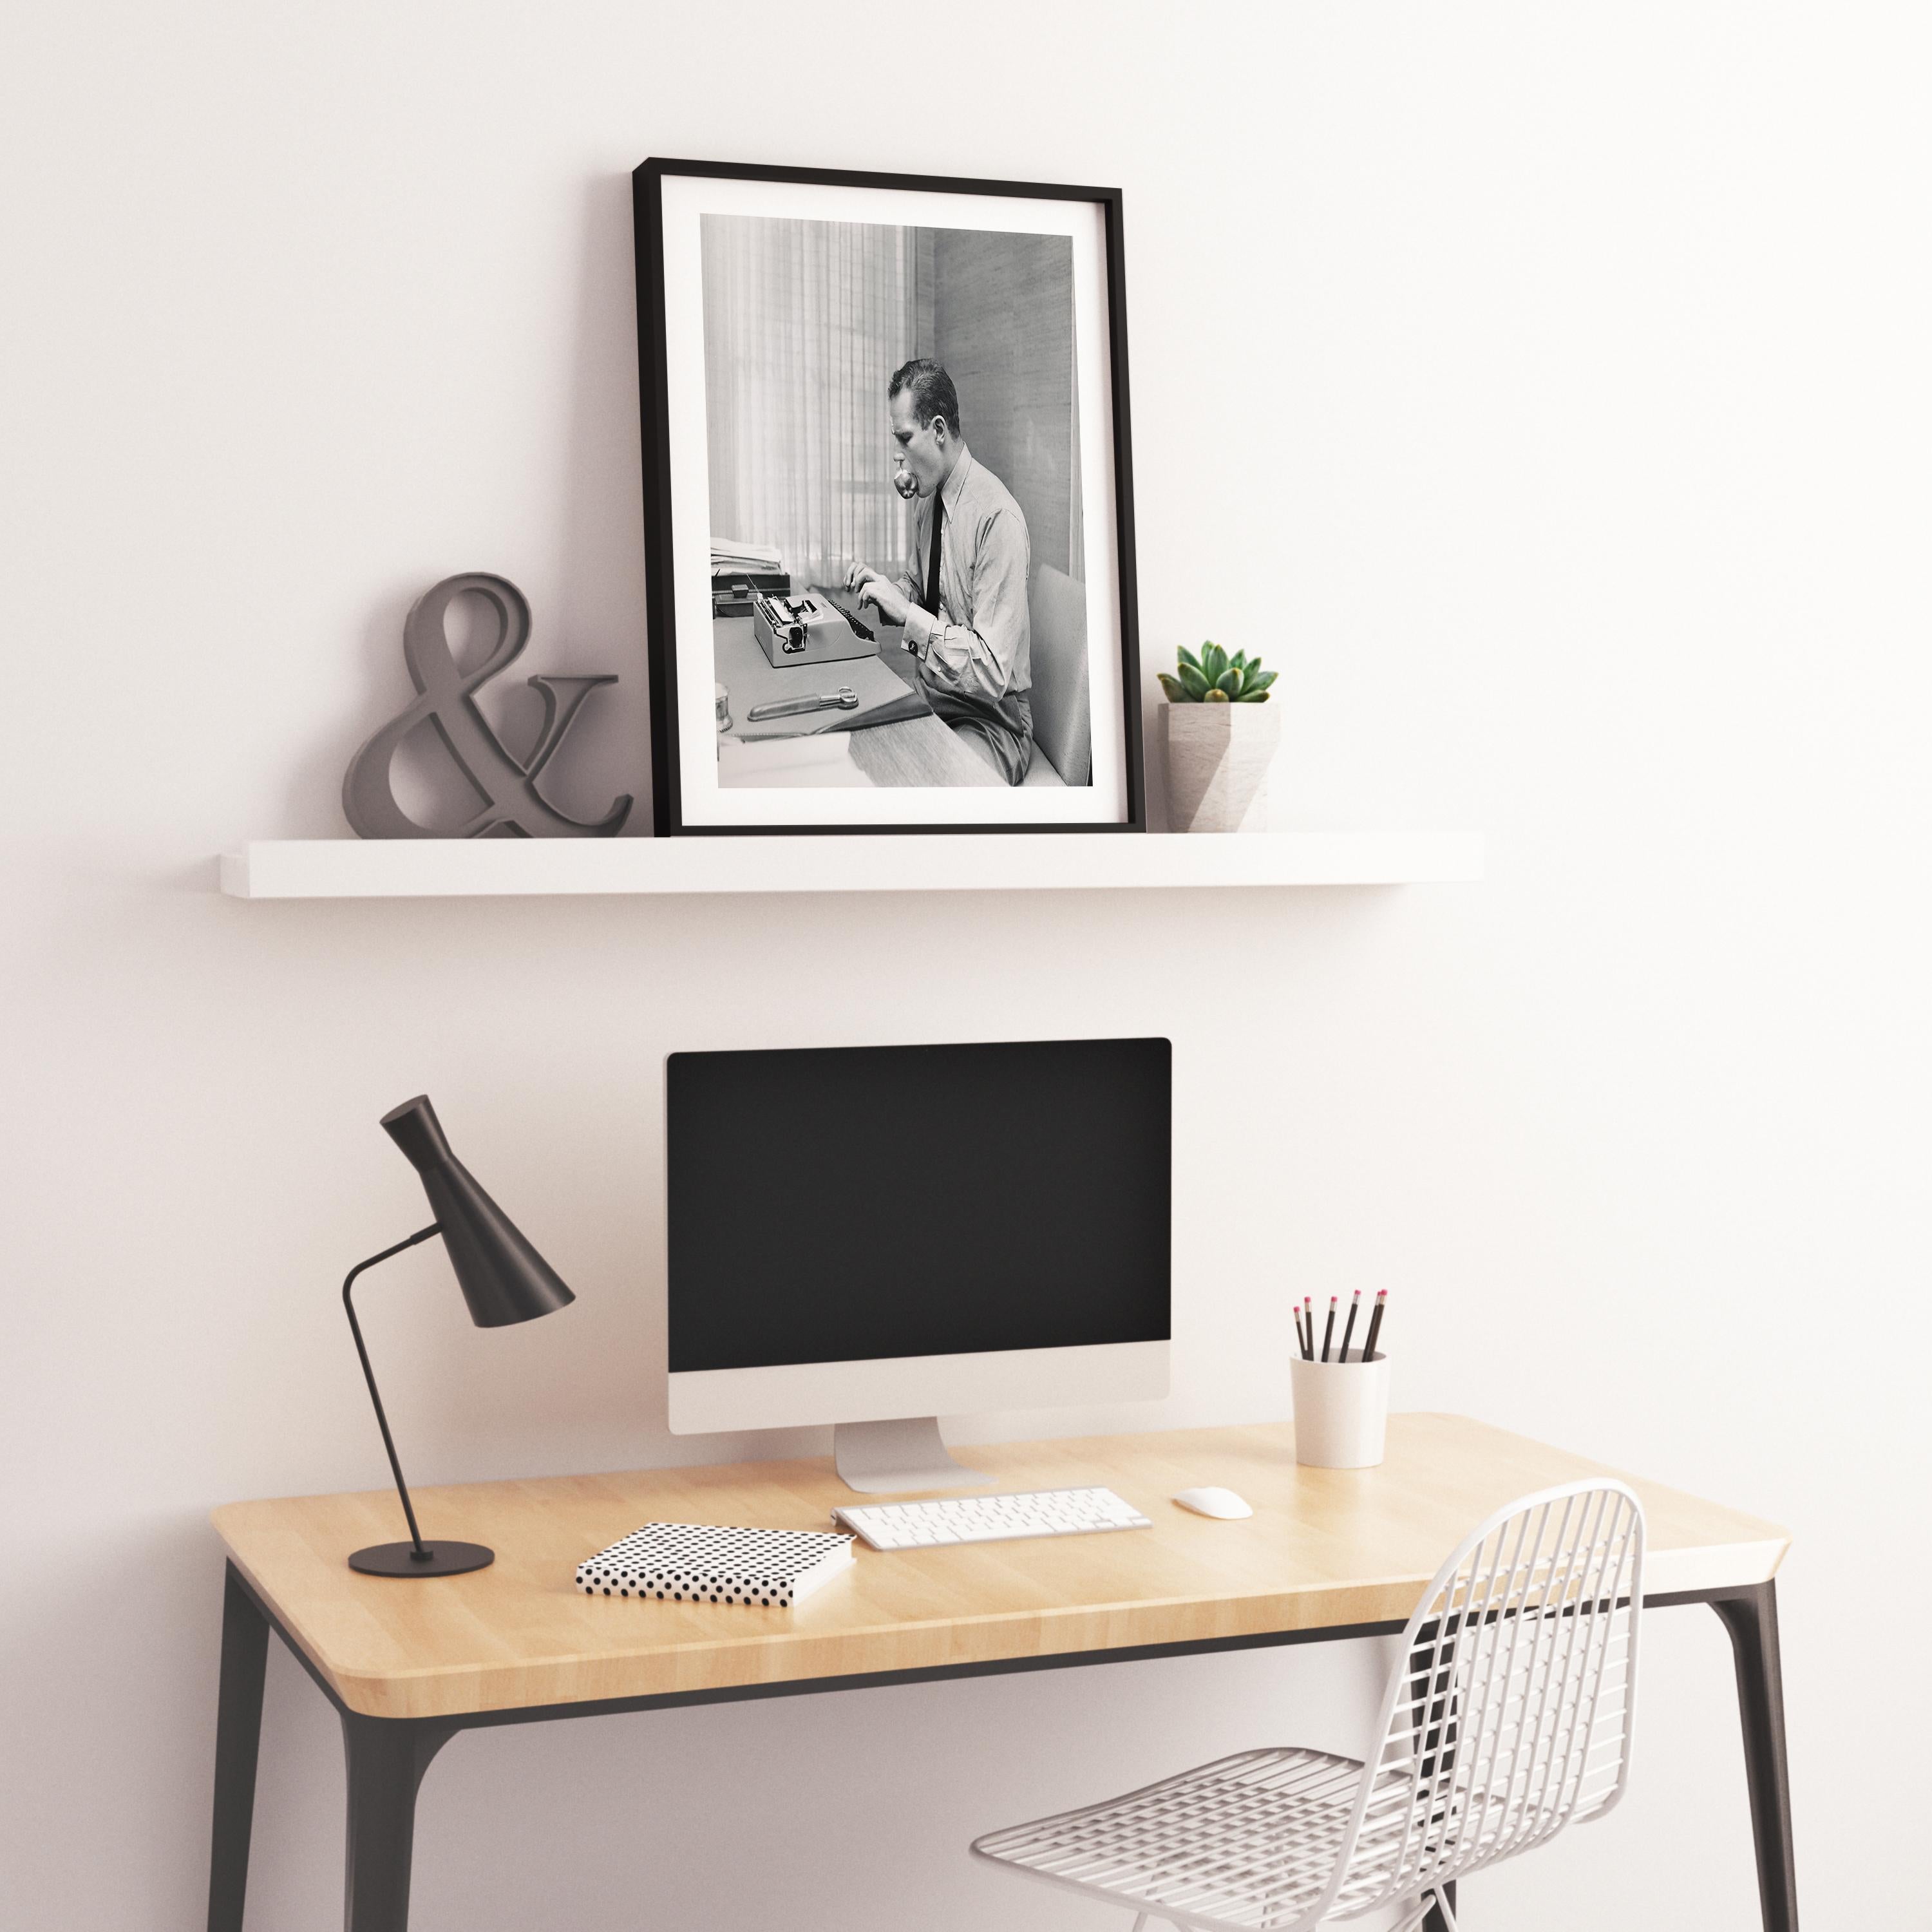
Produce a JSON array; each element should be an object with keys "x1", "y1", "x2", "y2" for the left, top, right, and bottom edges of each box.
[{"x1": 710, "y1": 538, "x2": 784, "y2": 574}]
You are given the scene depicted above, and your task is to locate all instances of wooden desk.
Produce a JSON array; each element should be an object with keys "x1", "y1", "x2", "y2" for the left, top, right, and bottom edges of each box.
[
  {"x1": 712, "y1": 614, "x2": 1001, "y2": 790},
  {"x1": 206, "y1": 1416, "x2": 1798, "y2": 1932}
]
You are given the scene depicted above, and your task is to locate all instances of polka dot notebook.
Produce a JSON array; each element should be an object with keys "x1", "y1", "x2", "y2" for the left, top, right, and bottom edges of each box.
[{"x1": 576, "y1": 1522, "x2": 857, "y2": 1609}]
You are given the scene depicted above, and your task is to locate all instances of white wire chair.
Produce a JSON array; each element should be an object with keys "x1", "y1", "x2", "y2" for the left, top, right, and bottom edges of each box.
[{"x1": 971, "y1": 1479, "x2": 1644, "y2": 1932}]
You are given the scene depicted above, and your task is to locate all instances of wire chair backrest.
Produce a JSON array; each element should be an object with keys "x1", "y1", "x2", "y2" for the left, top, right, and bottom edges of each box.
[{"x1": 1325, "y1": 1479, "x2": 1645, "y2": 1920}]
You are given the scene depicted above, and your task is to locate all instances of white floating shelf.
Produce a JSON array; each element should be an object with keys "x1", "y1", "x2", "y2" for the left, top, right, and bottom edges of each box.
[{"x1": 220, "y1": 833, "x2": 1482, "y2": 900}]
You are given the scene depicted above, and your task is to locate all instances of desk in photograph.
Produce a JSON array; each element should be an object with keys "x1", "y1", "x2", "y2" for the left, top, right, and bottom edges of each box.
[
  {"x1": 205, "y1": 1415, "x2": 1797, "y2": 1932},
  {"x1": 712, "y1": 612, "x2": 1001, "y2": 789}
]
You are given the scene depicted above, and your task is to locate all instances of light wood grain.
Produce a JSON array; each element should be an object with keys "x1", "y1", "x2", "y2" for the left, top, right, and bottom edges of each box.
[{"x1": 211, "y1": 1415, "x2": 1786, "y2": 1720}]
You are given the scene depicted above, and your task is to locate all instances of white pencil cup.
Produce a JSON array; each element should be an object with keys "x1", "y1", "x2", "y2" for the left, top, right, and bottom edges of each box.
[{"x1": 1290, "y1": 1350, "x2": 1390, "y2": 1468}]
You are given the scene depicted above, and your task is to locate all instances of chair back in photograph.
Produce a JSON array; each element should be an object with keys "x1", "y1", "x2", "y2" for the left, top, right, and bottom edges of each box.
[
  {"x1": 1023, "y1": 562, "x2": 1091, "y2": 787},
  {"x1": 1325, "y1": 1479, "x2": 1645, "y2": 1921}
]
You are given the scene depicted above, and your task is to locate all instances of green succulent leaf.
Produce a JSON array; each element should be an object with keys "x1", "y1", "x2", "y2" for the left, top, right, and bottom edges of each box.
[{"x1": 1173, "y1": 643, "x2": 1274, "y2": 703}]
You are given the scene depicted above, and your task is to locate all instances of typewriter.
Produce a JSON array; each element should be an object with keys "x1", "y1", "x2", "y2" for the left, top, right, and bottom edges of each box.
[{"x1": 752, "y1": 590, "x2": 876, "y2": 668}]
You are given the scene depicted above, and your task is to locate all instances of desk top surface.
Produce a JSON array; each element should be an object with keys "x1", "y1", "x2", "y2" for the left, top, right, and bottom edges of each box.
[
  {"x1": 212, "y1": 1414, "x2": 1788, "y2": 1720},
  {"x1": 712, "y1": 614, "x2": 999, "y2": 790}
]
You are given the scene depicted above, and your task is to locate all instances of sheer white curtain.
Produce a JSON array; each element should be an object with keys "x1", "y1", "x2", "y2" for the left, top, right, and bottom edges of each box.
[{"x1": 703, "y1": 216, "x2": 916, "y2": 586}]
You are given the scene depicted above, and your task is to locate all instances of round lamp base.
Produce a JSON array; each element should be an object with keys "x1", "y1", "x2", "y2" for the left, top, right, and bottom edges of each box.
[{"x1": 348, "y1": 1540, "x2": 495, "y2": 1578}]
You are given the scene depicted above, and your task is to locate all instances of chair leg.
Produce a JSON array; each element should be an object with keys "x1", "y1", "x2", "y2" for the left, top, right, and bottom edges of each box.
[{"x1": 1423, "y1": 1879, "x2": 1458, "y2": 1931}]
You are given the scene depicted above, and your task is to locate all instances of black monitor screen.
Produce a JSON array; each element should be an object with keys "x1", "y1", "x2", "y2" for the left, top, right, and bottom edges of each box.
[{"x1": 667, "y1": 1038, "x2": 1171, "y2": 1373}]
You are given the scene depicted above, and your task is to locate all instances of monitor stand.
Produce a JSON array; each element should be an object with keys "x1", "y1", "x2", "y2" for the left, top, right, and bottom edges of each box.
[{"x1": 833, "y1": 1417, "x2": 989, "y2": 1495}]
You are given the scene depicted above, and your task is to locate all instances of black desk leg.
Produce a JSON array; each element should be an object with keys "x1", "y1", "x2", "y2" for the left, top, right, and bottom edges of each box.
[
  {"x1": 340, "y1": 1712, "x2": 457, "y2": 1932},
  {"x1": 208, "y1": 1564, "x2": 271, "y2": 1932},
  {"x1": 1711, "y1": 1582, "x2": 1799, "y2": 1932}
]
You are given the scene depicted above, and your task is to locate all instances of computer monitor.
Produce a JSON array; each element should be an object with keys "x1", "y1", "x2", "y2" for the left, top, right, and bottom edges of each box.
[{"x1": 666, "y1": 1037, "x2": 1171, "y2": 1492}]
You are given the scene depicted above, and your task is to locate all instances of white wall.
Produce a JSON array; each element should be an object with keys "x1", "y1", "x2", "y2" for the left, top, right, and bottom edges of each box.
[{"x1": 4, "y1": 3, "x2": 1927, "y2": 1927}]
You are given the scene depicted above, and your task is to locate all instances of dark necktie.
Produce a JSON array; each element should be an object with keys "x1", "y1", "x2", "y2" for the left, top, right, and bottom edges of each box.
[{"x1": 923, "y1": 496, "x2": 944, "y2": 616}]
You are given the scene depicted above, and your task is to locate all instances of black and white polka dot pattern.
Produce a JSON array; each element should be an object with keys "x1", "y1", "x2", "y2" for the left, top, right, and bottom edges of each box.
[{"x1": 575, "y1": 1522, "x2": 856, "y2": 1609}]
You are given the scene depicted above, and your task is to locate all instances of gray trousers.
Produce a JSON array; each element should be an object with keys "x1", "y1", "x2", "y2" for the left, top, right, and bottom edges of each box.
[{"x1": 928, "y1": 686, "x2": 1034, "y2": 786}]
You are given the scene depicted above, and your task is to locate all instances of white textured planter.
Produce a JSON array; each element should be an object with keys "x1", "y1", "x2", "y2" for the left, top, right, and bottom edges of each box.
[{"x1": 1162, "y1": 702, "x2": 1281, "y2": 832}]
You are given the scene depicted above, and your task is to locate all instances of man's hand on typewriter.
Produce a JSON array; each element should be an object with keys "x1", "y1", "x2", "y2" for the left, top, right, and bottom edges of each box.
[{"x1": 845, "y1": 564, "x2": 911, "y2": 630}]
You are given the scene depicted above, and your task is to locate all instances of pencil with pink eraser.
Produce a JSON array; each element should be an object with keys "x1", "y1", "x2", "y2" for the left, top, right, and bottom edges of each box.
[
  {"x1": 1361, "y1": 1289, "x2": 1388, "y2": 1362},
  {"x1": 1320, "y1": 1294, "x2": 1338, "y2": 1362}
]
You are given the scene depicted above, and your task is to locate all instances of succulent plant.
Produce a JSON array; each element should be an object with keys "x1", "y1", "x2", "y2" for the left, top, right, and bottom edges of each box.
[{"x1": 1158, "y1": 643, "x2": 1275, "y2": 705}]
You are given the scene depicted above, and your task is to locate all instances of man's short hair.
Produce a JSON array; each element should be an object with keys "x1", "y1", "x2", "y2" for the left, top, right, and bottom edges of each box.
[{"x1": 888, "y1": 359, "x2": 963, "y2": 441}]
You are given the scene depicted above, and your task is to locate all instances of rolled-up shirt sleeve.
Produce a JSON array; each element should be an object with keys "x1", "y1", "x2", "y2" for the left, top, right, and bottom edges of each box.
[{"x1": 904, "y1": 506, "x2": 1030, "y2": 706}]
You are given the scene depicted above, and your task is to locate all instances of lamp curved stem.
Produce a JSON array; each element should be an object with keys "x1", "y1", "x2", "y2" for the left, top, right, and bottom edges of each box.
[{"x1": 343, "y1": 1225, "x2": 442, "y2": 1559}]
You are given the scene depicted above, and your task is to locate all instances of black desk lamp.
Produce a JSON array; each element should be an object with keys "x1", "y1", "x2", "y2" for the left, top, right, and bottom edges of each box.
[{"x1": 342, "y1": 1095, "x2": 574, "y2": 1577}]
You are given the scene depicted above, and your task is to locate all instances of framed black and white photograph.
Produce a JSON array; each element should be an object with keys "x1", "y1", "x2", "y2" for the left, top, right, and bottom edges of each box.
[{"x1": 634, "y1": 158, "x2": 1143, "y2": 835}]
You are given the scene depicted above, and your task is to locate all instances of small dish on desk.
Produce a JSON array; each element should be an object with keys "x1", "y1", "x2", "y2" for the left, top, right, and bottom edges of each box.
[{"x1": 1171, "y1": 1486, "x2": 1253, "y2": 1520}]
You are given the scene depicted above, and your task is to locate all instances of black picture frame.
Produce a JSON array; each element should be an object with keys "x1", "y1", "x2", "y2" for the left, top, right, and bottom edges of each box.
[{"x1": 632, "y1": 156, "x2": 1145, "y2": 837}]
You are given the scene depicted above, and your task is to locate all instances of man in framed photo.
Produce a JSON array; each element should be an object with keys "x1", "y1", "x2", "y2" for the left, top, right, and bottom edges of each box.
[{"x1": 845, "y1": 359, "x2": 1034, "y2": 785}]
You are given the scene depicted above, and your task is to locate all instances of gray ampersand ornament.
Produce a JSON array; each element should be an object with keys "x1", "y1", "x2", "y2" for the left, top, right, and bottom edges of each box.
[{"x1": 343, "y1": 573, "x2": 632, "y2": 838}]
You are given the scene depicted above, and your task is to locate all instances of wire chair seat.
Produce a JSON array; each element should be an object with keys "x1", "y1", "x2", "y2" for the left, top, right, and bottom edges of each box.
[
  {"x1": 969, "y1": 1748, "x2": 1522, "y2": 1931},
  {"x1": 971, "y1": 1479, "x2": 1645, "y2": 1932},
  {"x1": 973, "y1": 1745, "x2": 1372, "y2": 1932}
]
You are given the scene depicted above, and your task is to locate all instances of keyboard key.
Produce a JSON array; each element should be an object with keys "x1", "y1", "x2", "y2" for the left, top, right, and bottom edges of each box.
[{"x1": 833, "y1": 1487, "x2": 1153, "y2": 1551}]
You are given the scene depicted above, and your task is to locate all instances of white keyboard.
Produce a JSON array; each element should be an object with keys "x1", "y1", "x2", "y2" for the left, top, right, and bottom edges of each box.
[{"x1": 833, "y1": 1486, "x2": 1151, "y2": 1550}]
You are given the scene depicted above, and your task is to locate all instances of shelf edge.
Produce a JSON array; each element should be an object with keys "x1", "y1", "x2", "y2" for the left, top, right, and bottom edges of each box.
[{"x1": 218, "y1": 833, "x2": 1485, "y2": 900}]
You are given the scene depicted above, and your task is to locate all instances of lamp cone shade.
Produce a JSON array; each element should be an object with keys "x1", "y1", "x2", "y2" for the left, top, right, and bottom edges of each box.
[{"x1": 380, "y1": 1095, "x2": 575, "y2": 1327}]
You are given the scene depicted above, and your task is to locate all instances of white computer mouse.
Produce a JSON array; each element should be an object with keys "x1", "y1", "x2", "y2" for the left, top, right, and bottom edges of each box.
[{"x1": 1172, "y1": 1486, "x2": 1253, "y2": 1520}]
